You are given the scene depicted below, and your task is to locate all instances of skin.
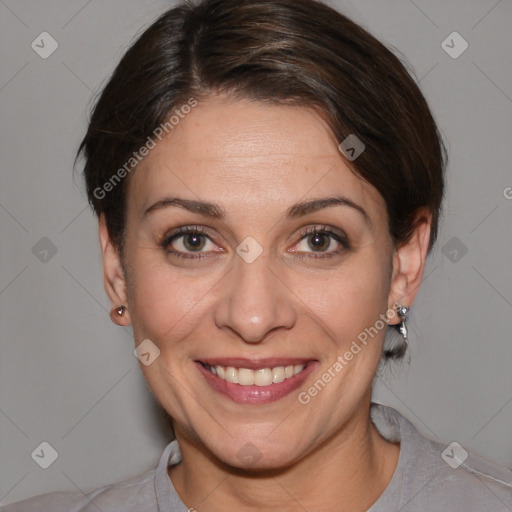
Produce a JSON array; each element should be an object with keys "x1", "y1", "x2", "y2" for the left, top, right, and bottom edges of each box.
[{"x1": 100, "y1": 95, "x2": 431, "y2": 511}]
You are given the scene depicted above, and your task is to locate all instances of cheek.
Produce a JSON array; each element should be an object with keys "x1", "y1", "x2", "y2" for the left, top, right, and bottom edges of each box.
[
  {"x1": 126, "y1": 252, "x2": 216, "y2": 343},
  {"x1": 125, "y1": 232, "x2": 392, "y2": 353},
  {"x1": 302, "y1": 252, "x2": 391, "y2": 347}
]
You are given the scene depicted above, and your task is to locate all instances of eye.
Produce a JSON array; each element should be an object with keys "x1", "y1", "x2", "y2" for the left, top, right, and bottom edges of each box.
[
  {"x1": 160, "y1": 226, "x2": 221, "y2": 259},
  {"x1": 161, "y1": 224, "x2": 349, "y2": 261},
  {"x1": 290, "y1": 225, "x2": 349, "y2": 258}
]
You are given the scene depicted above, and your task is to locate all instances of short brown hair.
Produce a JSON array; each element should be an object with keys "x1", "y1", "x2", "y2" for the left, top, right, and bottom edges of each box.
[{"x1": 78, "y1": 0, "x2": 446, "y2": 358}]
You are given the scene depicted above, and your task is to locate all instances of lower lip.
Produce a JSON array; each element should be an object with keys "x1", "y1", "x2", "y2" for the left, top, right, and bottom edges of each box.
[{"x1": 195, "y1": 362, "x2": 318, "y2": 405}]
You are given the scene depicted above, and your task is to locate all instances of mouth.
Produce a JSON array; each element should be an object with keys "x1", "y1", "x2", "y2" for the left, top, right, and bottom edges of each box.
[
  {"x1": 199, "y1": 361, "x2": 308, "y2": 386},
  {"x1": 195, "y1": 358, "x2": 318, "y2": 405}
]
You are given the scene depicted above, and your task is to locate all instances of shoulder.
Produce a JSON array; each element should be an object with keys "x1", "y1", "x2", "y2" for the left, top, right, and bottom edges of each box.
[
  {"x1": 371, "y1": 403, "x2": 512, "y2": 510},
  {"x1": 418, "y1": 435, "x2": 512, "y2": 509},
  {"x1": 0, "y1": 469, "x2": 157, "y2": 512}
]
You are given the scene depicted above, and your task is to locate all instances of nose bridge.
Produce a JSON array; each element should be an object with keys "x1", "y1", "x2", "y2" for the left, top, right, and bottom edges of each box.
[{"x1": 214, "y1": 247, "x2": 296, "y2": 343}]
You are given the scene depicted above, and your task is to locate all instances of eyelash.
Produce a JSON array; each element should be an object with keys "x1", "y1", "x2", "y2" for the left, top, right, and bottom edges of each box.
[
  {"x1": 160, "y1": 225, "x2": 350, "y2": 260},
  {"x1": 294, "y1": 226, "x2": 350, "y2": 259},
  {"x1": 160, "y1": 226, "x2": 215, "y2": 260}
]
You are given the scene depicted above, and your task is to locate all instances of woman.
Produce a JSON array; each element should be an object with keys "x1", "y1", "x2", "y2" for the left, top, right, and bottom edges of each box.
[{"x1": 3, "y1": 0, "x2": 511, "y2": 510}]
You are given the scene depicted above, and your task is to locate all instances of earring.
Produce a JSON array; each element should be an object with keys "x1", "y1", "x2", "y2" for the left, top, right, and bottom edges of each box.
[
  {"x1": 395, "y1": 303, "x2": 410, "y2": 349},
  {"x1": 110, "y1": 305, "x2": 126, "y2": 323}
]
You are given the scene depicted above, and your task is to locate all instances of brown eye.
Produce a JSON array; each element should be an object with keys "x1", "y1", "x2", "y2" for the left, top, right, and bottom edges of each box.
[
  {"x1": 181, "y1": 232, "x2": 207, "y2": 251},
  {"x1": 307, "y1": 231, "x2": 331, "y2": 252},
  {"x1": 160, "y1": 226, "x2": 220, "y2": 260},
  {"x1": 292, "y1": 225, "x2": 349, "y2": 258}
]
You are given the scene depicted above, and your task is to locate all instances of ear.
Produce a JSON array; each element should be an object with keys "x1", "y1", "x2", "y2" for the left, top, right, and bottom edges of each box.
[
  {"x1": 387, "y1": 208, "x2": 431, "y2": 325},
  {"x1": 99, "y1": 214, "x2": 131, "y2": 326}
]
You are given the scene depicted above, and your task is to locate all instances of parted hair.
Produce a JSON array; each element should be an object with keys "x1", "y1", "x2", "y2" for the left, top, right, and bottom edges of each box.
[{"x1": 78, "y1": 0, "x2": 446, "y2": 360}]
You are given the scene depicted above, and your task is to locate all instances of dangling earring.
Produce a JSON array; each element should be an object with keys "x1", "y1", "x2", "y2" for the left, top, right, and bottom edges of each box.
[
  {"x1": 395, "y1": 303, "x2": 410, "y2": 362},
  {"x1": 395, "y1": 304, "x2": 409, "y2": 342}
]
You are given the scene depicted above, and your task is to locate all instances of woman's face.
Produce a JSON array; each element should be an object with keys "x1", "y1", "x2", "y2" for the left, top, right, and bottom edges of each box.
[{"x1": 119, "y1": 96, "x2": 401, "y2": 468}]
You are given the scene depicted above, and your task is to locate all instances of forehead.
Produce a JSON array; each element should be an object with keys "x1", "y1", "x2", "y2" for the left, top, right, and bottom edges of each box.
[{"x1": 128, "y1": 96, "x2": 386, "y2": 219}]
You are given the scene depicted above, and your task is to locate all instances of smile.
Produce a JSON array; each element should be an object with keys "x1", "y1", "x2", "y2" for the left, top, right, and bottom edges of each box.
[
  {"x1": 196, "y1": 359, "x2": 318, "y2": 405},
  {"x1": 200, "y1": 363, "x2": 307, "y2": 386}
]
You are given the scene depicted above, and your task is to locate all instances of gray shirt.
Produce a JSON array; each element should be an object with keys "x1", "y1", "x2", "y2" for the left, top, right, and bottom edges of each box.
[{"x1": 2, "y1": 403, "x2": 511, "y2": 511}]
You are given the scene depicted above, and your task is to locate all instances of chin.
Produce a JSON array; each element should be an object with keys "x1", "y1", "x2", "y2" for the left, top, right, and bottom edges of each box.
[{"x1": 205, "y1": 433, "x2": 306, "y2": 473}]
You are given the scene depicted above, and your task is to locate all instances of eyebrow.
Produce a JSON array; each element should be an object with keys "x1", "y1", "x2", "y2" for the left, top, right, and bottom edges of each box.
[{"x1": 144, "y1": 195, "x2": 370, "y2": 225}]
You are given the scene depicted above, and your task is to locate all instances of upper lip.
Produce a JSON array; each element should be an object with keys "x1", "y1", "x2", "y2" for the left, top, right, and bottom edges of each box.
[{"x1": 197, "y1": 358, "x2": 316, "y2": 369}]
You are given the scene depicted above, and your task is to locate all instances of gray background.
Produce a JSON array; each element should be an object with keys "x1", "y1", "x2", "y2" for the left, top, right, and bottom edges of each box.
[{"x1": 1, "y1": 0, "x2": 511, "y2": 505}]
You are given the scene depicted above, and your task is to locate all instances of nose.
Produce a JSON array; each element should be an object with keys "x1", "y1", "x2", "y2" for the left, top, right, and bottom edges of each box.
[{"x1": 213, "y1": 248, "x2": 297, "y2": 343}]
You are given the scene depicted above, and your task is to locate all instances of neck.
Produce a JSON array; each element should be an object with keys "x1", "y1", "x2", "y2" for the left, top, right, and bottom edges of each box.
[{"x1": 168, "y1": 400, "x2": 399, "y2": 512}]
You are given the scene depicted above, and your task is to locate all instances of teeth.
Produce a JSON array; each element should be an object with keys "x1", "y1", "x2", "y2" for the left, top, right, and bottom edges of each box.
[
  {"x1": 238, "y1": 368, "x2": 254, "y2": 385},
  {"x1": 293, "y1": 365, "x2": 303, "y2": 375},
  {"x1": 272, "y1": 366, "x2": 285, "y2": 384},
  {"x1": 254, "y1": 368, "x2": 272, "y2": 386},
  {"x1": 224, "y1": 367, "x2": 239, "y2": 384},
  {"x1": 204, "y1": 363, "x2": 306, "y2": 386}
]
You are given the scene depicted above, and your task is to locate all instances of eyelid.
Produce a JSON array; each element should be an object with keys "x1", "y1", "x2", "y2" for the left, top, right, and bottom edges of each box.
[
  {"x1": 160, "y1": 225, "x2": 223, "y2": 259},
  {"x1": 160, "y1": 223, "x2": 350, "y2": 259},
  {"x1": 290, "y1": 225, "x2": 350, "y2": 255},
  {"x1": 297, "y1": 225, "x2": 348, "y2": 245},
  {"x1": 161, "y1": 225, "x2": 216, "y2": 246}
]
